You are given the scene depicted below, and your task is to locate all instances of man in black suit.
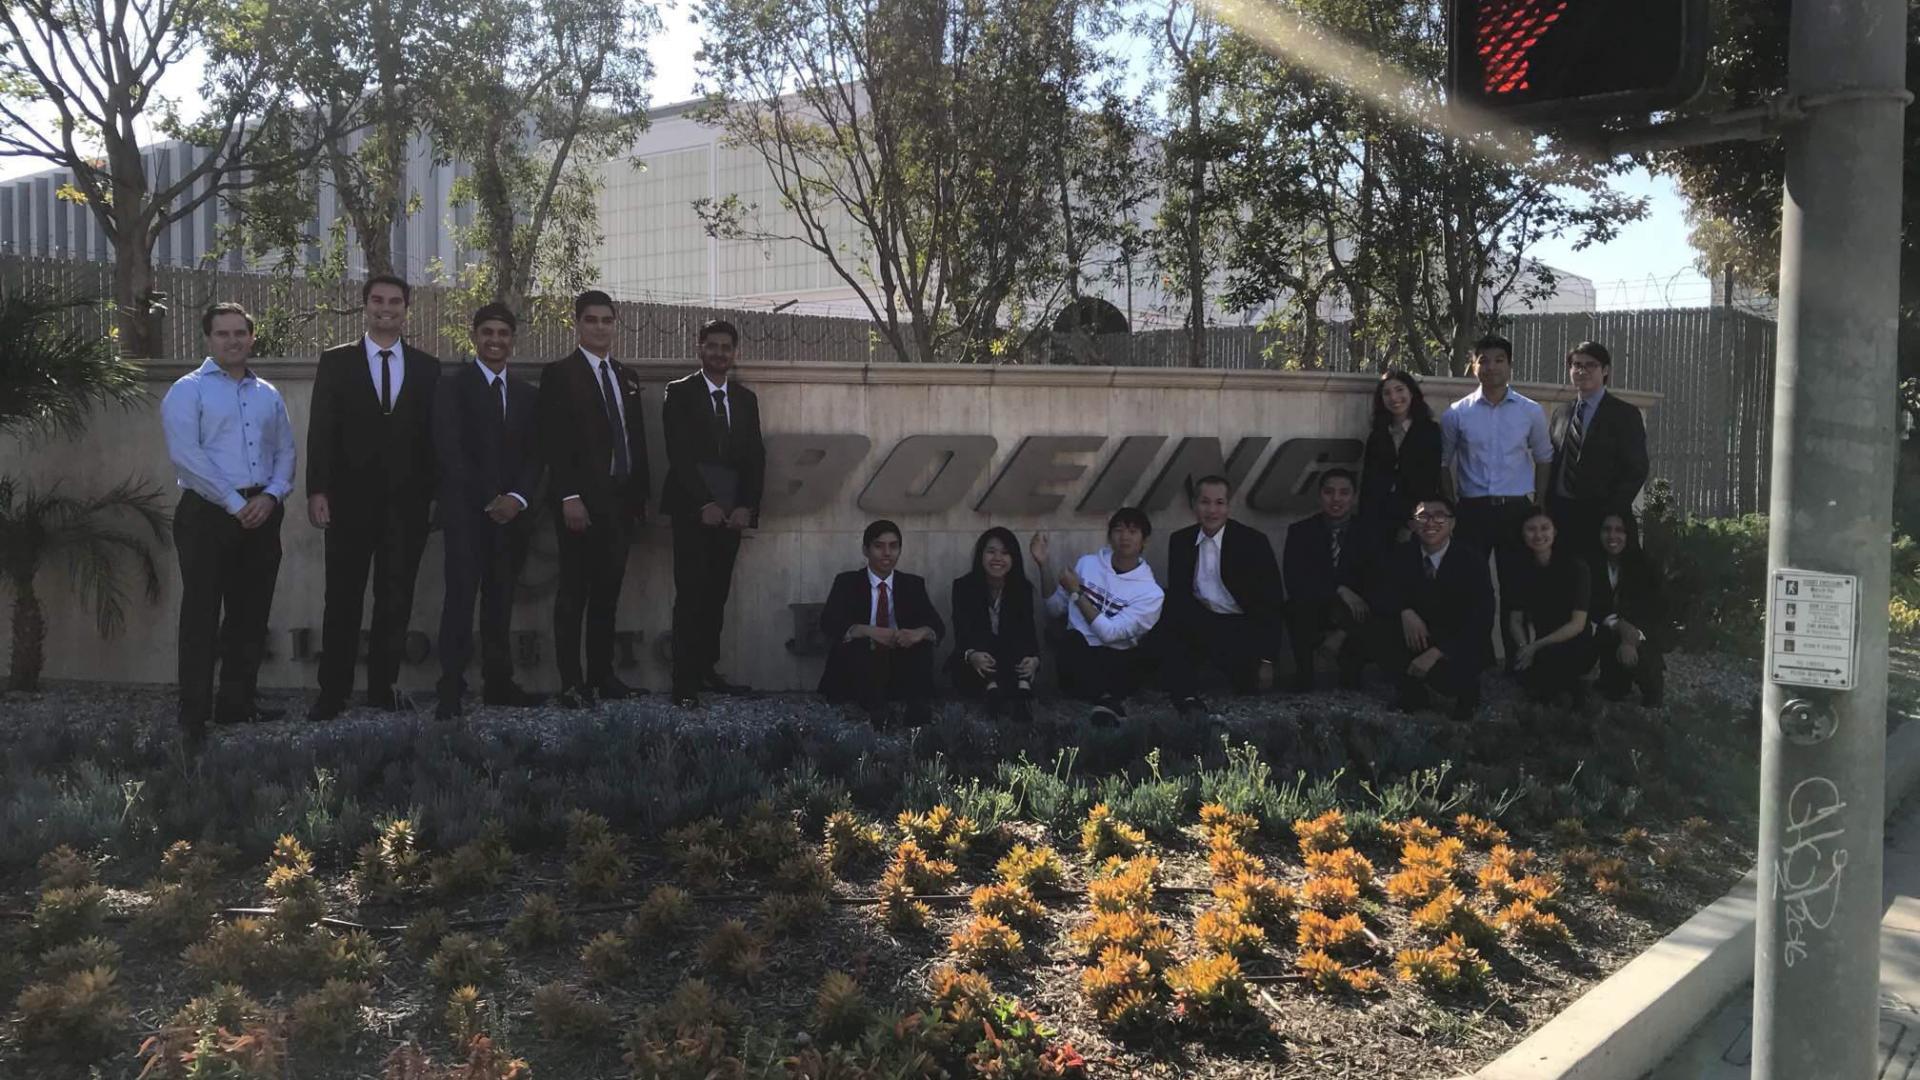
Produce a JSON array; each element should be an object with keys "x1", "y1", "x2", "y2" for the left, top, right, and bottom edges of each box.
[
  {"x1": 537, "y1": 290, "x2": 651, "y2": 707},
  {"x1": 433, "y1": 304, "x2": 546, "y2": 721},
  {"x1": 1283, "y1": 468, "x2": 1377, "y2": 691},
  {"x1": 818, "y1": 520, "x2": 945, "y2": 726},
  {"x1": 1547, "y1": 341, "x2": 1648, "y2": 560},
  {"x1": 662, "y1": 319, "x2": 766, "y2": 707},
  {"x1": 306, "y1": 274, "x2": 441, "y2": 722},
  {"x1": 1155, "y1": 475, "x2": 1283, "y2": 718},
  {"x1": 1367, "y1": 497, "x2": 1495, "y2": 722}
]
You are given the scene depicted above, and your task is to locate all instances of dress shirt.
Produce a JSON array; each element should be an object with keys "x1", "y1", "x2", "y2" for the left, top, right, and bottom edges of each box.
[
  {"x1": 1603, "y1": 560, "x2": 1621, "y2": 628},
  {"x1": 1441, "y1": 386, "x2": 1552, "y2": 498},
  {"x1": 1192, "y1": 527, "x2": 1243, "y2": 615},
  {"x1": 364, "y1": 335, "x2": 405, "y2": 406},
  {"x1": 476, "y1": 359, "x2": 528, "y2": 509},
  {"x1": 1423, "y1": 541, "x2": 1451, "y2": 579},
  {"x1": 704, "y1": 371, "x2": 731, "y2": 425},
  {"x1": 1555, "y1": 387, "x2": 1609, "y2": 498},
  {"x1": 160, "y1": 359, "x2": 297, "y2": 514},
  {"x1": 867, "y1": 569, "x2": 895, "y2": 625}
]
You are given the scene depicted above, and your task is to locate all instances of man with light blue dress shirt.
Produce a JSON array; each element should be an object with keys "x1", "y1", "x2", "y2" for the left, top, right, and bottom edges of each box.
[
  {"x1": 160, "y1": 302, "x2": 297, "y2": 745},
  {"x1": 1440, "y1": 333, "x2": 1553, "y2": 562}
]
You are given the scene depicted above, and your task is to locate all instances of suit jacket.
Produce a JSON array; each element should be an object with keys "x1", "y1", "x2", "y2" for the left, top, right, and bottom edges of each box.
[
  {"x1": 536, "y1": 349, "x2": 650, "y2": 512},
  {"x1": 1164, "y1": 519, "x2": 1284, "y2": 653},
  {"x1": 947, "y1": 571, "x2": 1039, "y2": 669},
  {"x1": 1360, "y1": 418, "x2": 1443, "y2": 528},
  {"x1": 819, "y1": 569, "x2": 946, "y2": 648},
  {"x1": 1589, "y1": 550, "x2": 1668, "y2": 651},
  {"x1": 433, "y1": 361, "x2": 543, "y2": 528},
  {"x1": 661, "y1": 370, "x2": 766, "y2": 521},
  {"x1": 1283, "y1": 514, "x2": 1378, "y2": 606},
  {"x1": 1548, "y1": 390, "x2": 1649, "y2": 511},
  {"x1": 1371, "y1": 539, "x2": 1496, "y2": 670},
  {"x1": 307, "y1": 338, "x2": 440, "y2": 498}
]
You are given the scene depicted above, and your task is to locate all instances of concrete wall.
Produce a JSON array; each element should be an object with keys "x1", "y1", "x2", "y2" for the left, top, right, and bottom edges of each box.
[{"x1": 0, "y1": 361, "x2": 1655, "y2": 694}]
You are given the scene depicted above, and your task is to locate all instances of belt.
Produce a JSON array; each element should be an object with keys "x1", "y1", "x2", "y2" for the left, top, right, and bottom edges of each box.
[
  {"x1": 1460, "y1": 495, "x2": 1529, "y2": 507},
  {"x1": 237, "y1": 485, "x2": 268, "y2": 498}
]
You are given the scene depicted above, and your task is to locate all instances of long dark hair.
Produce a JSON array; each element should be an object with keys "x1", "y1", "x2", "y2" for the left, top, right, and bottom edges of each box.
[
  {"x1": 1371, "y1": 369, "x2": 1435, "y2": 431},
  {"x1": 969, "y1": 527, "x2": 1030, "y2": 590}
]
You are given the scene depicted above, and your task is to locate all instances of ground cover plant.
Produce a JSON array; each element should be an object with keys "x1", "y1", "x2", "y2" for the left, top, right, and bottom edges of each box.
[{"x1": 0, "y1": 654, "x2": 1801, "y2": 1077}]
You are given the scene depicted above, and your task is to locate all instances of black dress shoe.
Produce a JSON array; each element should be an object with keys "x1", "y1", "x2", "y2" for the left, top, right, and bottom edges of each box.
[
  {"x1": 482, "y1": 683, "x2": 547, "y2": 708},
  {"x1": 215, "y1": 705, "x2": 284, "y2": 726},
  {"x1": 555, "y1": 685, "x2": 595, "y2": 709},
  {"x1": 434, "y1": 697, "x2": 463, "y2": 722},
  {"x1": 672, "y1": 693, "x2": 701, "y2": 709},
  {"x1": 306, "y1": 696, "x2": 347, "y2": 723},
  {"x1": 1088, "y1": 703, "x2": 1120, "y2": 727},
  {"x1": 368, "y1": 688, "x2": 418, "y2": 713},
  {"x1": 700, "y1": 671, "x2": 750, "y2": 694},
  {"x1": 592, "y1": 677, "x2": 642, "y2": 701},
  {"x1": 1174, "y1": 695, "x2": 1209, "y2": 721}
]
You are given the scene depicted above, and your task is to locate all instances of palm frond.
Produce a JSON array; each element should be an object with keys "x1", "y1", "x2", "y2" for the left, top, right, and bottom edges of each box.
[
  {"x1": 0, "y1": 474, "x2": 173, "y2": 639},
  {"x1": 0, "y1": 285, "x2": 148, "y2": 440}
]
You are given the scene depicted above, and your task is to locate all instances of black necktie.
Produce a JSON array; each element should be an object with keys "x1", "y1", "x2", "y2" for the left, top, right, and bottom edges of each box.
[
  {"x1": 598, "y1": 361, "x2": 630, "y2": 477},
  {"x1": 379, "y1": 349, "x2": 394, "y2": 413},
  {"x1": 712, "y1": 387, "x2": 730, "y2": 448},
  {"x1": 1565, "y1": 400, "x2": 1587, "y2": 486},
  {"x1": 1330, "y1": 524, "x2": 1344, "y2": 570},
  {"x1": 1424, "y1": 555, "x2": 1438, "y2": 581},
  {"x1": 493, "y1": 375, "x2": 507, "y2": 420}
]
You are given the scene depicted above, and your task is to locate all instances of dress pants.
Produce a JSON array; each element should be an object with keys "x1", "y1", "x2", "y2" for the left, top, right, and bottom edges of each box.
[
  {"x1": 1057, "y1": 632, "x2": 1148, "y2": 702},
  {"x1": 437, "y1": 513, "x2": 533, "y2": 699},
  {"x1": 1285, "y1": 595, "x2": 1365, "y2": 689},
  {"x1": 1367, "y1": 614, "x2": 1485, "y2": 709},
  {"x1": 670, "y1": 514, "x2": 743, "y2": 697},
  {"x1": 1595, "y1": 625, "x2": 1665, "y2": 704},
  {"x1": 174, "y1": 491, "x2": 283, "y2": 731},
  {"x1": 950, "y1": 647, "x2": 1035, "y2": 699},
  {"x1": 1158, "y1": 611, "x2": 1265, "y2": 698},
  {"x1": 552, "y1": 493, "x2": 635, "y2": 689},
  {"x1": 820, "y1": 639, "x2": 936, "y2": 705},
  {"x1": 317, "y1": 489, "x2": 429, "y2": 701},
  {"x1": 1517, "y1": 634, "x2": 1599, "y2": 702}
]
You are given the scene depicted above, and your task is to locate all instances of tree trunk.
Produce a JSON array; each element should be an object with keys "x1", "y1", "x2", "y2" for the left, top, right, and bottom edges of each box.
[
  {"x1": 9, "y1": 579, "x2": 44, "y2": 692},
  {"x1": 112, "y1": 226, "x2": 161, "y2": 359},
  {"x1": 1185, "y1": 80, "x2": 1206, "y2": 369}
]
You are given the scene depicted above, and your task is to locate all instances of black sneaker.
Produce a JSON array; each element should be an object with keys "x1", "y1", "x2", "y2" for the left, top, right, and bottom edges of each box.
[
  {"x1": 1089, "y1": 702, "x2": 1121, "y2": 727},
  {"x1": 1175, "y1": 695, "x2": 1209, "y2": 721}
]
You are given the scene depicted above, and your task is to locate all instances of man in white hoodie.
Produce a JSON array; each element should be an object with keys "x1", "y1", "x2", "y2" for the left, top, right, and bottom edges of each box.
[{"x1": 1034, "y1": 507, "x2": 1165, "y2": 724}]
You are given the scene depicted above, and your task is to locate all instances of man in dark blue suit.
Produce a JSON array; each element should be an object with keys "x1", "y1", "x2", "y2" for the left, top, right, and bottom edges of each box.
[
  {"x1": 1283, "y1": 469, "x2": 1377, "y2": 690},
  {"x1": 433, "y1": 304, "x2": 546, "y2": 721},
  {"x1": 1156, "y1": 475, "x2": 1283, "y2": 717},
  {"x1": 818, "y1": 520, "x2": 945, "y2": 727},
  {"x1": 1366, "y1": 496, "x2": 1495, "y2": 721}
]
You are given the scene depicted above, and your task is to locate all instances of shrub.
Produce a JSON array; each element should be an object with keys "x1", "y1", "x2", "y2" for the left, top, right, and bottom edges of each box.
[
  {"x1": 580, "y1": 930, "x2": 632, "y2": 984},
  {"x1": 699, "y1": 919, "x2": 765, "y2": 982},
  {"x1": 1298, "y1": 950, "x2": 1382, "y2": 994},
  {"x1": 1411, "y1": 887, "x2": 1495, "y2": 944},
  {"x1": 1165, "y1": 952, "x2": 1253, "y2": 1030},
  {"x1": 37, "y1": 845, "x2": 93, "y2": 889},
  {"x1": 354, "y1": 818, "x2": 426, "y2": 903},
  {"x1": 1071, "y1": 910, "x2": 1177, "y2": 968},
  {"x1": 950, "y1": 915, "x2": 1023, "y2": 967},
  {"x1": 1080, "y1": 947, "x2": 1160, "y2": 1031},
  {"x1": 1395, "y1": 934, "x2": 1491, "y2": 994},
  {"x1": 1300, "y1": 874, "x2": 1361, "y2": 912},
  {"x1": 1384, "y1": 817, "x2": 1443, "y2": 846},
  {"x1": 930, "y1": 964, "x2": 994, "y2": 1016},
  {"x1": 1199, "y1": 802, "x2": 1260, "y2": 843},
  {"x1": 318, "y1": 928, "x2": 387, "y2": 983},
  {"x1": 1641, "y1": 499, "x2": 1768, "y2": 656},
  {"x1": 531, "y1": 981, "x2": 615, "y2": 1040},
  {"x1": 1304, "y1": 847, "x2": 1375, "y2": 887},
  {"x1": 625, "y1": 885, "x2": 693, "y2": 943},
  {"x1": 504, "y1": 893, "x2": 569, "y2": 951},
  {"x1": 970, "y1": 882, "x2": 1047, "y2": 928},
  {"x1": 1079, "y1": 803, "x2": 1146, "y2": 860},
  {"x1": 565, "y1": 809, "x2": 615, "y2": 852},
  {"x1": 31, "y1": 883, "x2": 107, "y2": 948},
  {"x1": 36, "y1": 935, "x2": 121, "y2": 976},
  {"x1": 673, "y1": 842, "x2": 737, "y2": 891},
  {"x1": 1453, "y1": 814, "x2": 1510, "y2": 849},
  {"x1": 877, "y1": 872, "x2": 934, "y2": 933},
  {"x1": 183, "y1": 916, "x2": 277, "y2": 984},
  {"x1": 14, "y1": 965, "x2": 130, "y2": 1057},
  {"x1": 1087, "y1": 854, "x2": 1159, "y2": 913},
  {"x1": 822, "y1": 811, "x2": 886, "y2": 874},
  {"x1": 898, "y1": 804, "x2": 981, "y2": 859},
  {"x1": 382, "y1": 1036, "x2": 528, "y2": 1080},
  {"x1": 428, "y1": 841, "x2": 509, "y2": 899},
  {"x1": 565, "y1": 835, "x2": 630, "y2": 897},
  {"x1": 1385, "y1": 865, "x2": 1448, "y2": 907},
  {"x1": 1193, "y1": 907, "x2": 1266, "y2": 959},
  {"x1": 653, "y1": 978, "x2": 743, "y2": 1035},
  {"x1": 427, "y1": 932, "x2": 503, "y2": 987},
  {"x1": 812, "y1": 971, "x2": 873, "y2": 1045},
  {"x1": 757, "y1": 890, "x2": 831, "y2": 937},
  {"x1": 1206, "y1": 843, "x2": 1266, "y2": 882},
  {"x1": 1213, "y1": 873, "x2": 1298, "y2": 931},
  {"x1": 995, "y1": 843, "x2": 1067, "y2": 890},
  {"x1": 884, "y1": 839, "x2": 958, "y2": 893},
  {"x1": 291, "y1": 978, "x2": 370, "y2": 1048},
  {"x1": 1401, "y1": 836, "x2": 1467, "y2": 874},
  {"x1": 1495, "y1": 899, "x2": 1573, "y2": 944},
  {"x1": 139, "y1": 878, "x2": 220, "y2": 946},
  {"x1": 1295, "y1": 911, "x2": 1367, "y2": 955},
  {"x1": 1294, "y1": 809, "x2": 1349, "y2": 855},
  {"x1": 773, "y1": 853, "x2": 834, "y2": 896},
  {"x1": 404, "y1": 907, "x2": 452, "y2": 956},
  {"x1": 445, "y1": 985, "x2": 486, "y2": 1045},
  {"x1": 265, "y1": 834, "x2": 325, "y2": 936}
]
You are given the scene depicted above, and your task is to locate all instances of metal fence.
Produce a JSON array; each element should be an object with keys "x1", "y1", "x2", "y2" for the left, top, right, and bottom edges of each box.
[{"x1": 1, "y1": 253, "x2": 1774, "y2": 519}]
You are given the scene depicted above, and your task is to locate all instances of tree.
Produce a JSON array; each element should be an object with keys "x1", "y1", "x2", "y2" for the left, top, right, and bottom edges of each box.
[
  {"x1": 435, "y1": 0, "x2": 658, "y2": 317},
  {"x1": 694, "y1": 0, "x2": 1130, "y2": 362},
  {"x1": 0, "y1": 0, "x2": 347, "y2": 357},
  {"x1": 0, "y1": 478, "x2": 169, "y2": 691},
  {"x1": 1154, "y1": 0, "x2": 1237, "y2": 367},
  {"x1": 0, "y1": 286, "x2": 147, "y2": 438}
]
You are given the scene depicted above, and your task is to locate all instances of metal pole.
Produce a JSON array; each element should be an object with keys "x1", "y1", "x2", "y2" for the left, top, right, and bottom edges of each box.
[{"x1": 1753, "y1": 0, "x2": 1908, "y2": 1074}]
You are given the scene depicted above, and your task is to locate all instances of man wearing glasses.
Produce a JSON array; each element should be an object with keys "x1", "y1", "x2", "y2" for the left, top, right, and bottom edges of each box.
[
  {"x1": 1367, "y1": 497, "x2": 1495, "y2": 722},
  {"x1": 1546, "y1": 341, "x2": 1648, "y2": 560}
]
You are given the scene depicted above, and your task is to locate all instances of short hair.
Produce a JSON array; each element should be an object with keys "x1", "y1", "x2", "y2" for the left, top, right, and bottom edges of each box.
[
  {"x1": 699, "y1": 318, "x2": 739, "y2": 346},
  {"x1": 573, "y1": 290, "x2": 615, "y2": 319},
  {"x1": 362, "y1": 274, "x2": 411, "y2": 304},
  {"x1": 1107, "y1": 506, "x2": 1152, "y2": 539},
  {"x1": 471, "y1": 303, "x2": 518, "y2": 332},
  {"x1": 201, "y1": 302, "x2": 254, "y2": 336},
  {"x1": 1319, "y1": 467, "x2": 1358, "y2": 491},
  {"x1": 1412, "y1": 495, "x2": 1458, "y2": 517},
  {"x1": 862, "y1": 519, "x2": 902, "y2": 549},
  {"x1": 1190, "y1": 474, "x2": 1232, "y2": 502},
  {"x1": 1568, "y1": 341, "x2": 1612, "y2": 368},
  {"x1": 1472, "y1": 334, "x2": 1513, "y2": 359}
]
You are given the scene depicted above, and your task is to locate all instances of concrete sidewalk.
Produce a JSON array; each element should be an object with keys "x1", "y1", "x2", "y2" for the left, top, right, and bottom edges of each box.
[{"x1": 1646, "y1": 794, "x2": 1920, "y2": 1079}]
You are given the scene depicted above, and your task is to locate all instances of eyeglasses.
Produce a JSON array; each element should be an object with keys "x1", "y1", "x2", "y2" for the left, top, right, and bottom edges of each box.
[
  {"x1": 1412, "y1": 512, "x2": 1453, "y2": 523},
  {"x1": 1569, "y1": 360, "x2": 1604, "y2": 372}
]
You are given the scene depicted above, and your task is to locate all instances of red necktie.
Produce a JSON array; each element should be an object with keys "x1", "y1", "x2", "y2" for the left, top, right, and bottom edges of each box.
[{"x1": 876, "y1": 581, "x2": 892, "y2": 629}]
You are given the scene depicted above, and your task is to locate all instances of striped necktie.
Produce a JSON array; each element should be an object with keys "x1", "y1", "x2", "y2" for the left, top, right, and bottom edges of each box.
[{"x1": 1564, "y1": 400, "x2": 1588, "y2": 488}]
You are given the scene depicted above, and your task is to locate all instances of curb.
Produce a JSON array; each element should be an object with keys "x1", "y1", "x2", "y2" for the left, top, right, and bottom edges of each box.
[{"x1": 1467, "y1": 719, "x2": 1920, "y2": 1080}]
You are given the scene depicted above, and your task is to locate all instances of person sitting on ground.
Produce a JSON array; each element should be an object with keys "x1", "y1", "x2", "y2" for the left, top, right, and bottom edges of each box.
[
  {"x1": 948, "y1": 526, "x2": 1041, "y2": 723},
  {"x1": 1034, "y1": 507, "x2": 1165, "y2": 726},
  {"x1": 818, "y1": 519, "x2": 945, "y2": 727},
  {"x1": 1154, "y1": 475, "x2": 1283, "y2": 719},
  {"x1": 1284, "y1": 468, "x2": 1378, "y2": 691},
  {"x1": 1367, "y1": 497, "x2": 1494, "y2": 722},
  {"x1": 1589, "y1": 511, "x2": 1666, "y2": 707},
  {"x1": 1360, "y1": 369, "x2": 1444, "y2": 549},
  {"x1": 1503, "y1": 507, "x2": 1596, "y2": 707}
]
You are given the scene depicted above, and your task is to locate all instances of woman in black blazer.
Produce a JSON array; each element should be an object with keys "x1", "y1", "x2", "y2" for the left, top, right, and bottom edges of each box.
[
  {"x1": 1505, "y1": 508, "x2": 1597, "y2": 706},
  {"x1": 1590, "y1": 511, "x2": 1666, "y2": 707},
  {"x1": 1360, "y1": 369, "x2": 1444, "y2": 547},
  {"x1": 948, "y1": 527, "x2": 1040, "y2": 722}
]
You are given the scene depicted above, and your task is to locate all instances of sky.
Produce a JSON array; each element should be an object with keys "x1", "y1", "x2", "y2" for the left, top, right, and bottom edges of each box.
[{"x1": 5, "y1": 3, "x2": 1716, "y2": 311}]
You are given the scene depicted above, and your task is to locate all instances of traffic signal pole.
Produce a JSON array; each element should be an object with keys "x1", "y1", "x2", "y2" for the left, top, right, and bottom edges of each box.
[{"x1": 1753, "y1": 0, "x2": 1909, "y2": 1075}]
